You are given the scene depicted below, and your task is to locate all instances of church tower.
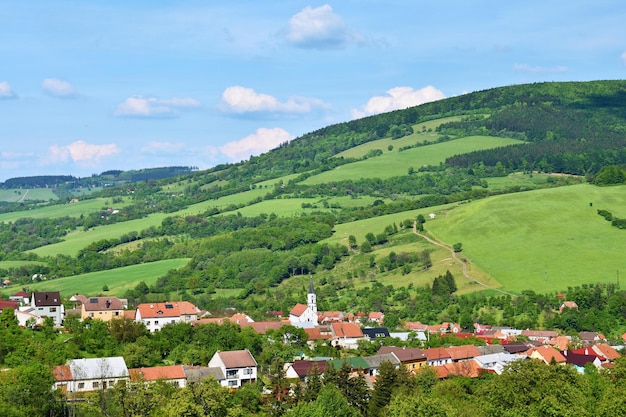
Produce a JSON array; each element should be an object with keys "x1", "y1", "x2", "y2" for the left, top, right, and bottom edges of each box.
[{"x1": 307, "y1": 276, "x2": 317, "y2": 316}]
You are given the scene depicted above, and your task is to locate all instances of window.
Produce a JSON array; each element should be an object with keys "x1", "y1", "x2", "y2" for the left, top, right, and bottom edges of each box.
[
  {"x1": 50, "y1": 307, "x2": 57, "y2": 312},
  {"x1": 90, "y1": 313, "x2": 94, "y2": 317},
  {"x1": 243, "y1": 368, "x2": 254, "y2": 375},
  {"x1": 93, "y1": 382, "x2": 100, "y2": 389},
  {"x1": 226, "y1": 369, "x2": 238, "y2": 378},
  {"x1": 146, "y1": 321, "x2": 151, "y2": 325},
  {"x1": 77, "y1": 382, "x2": 85, "y2": 389},
  {"x1": 114, "y1": 312, "x2": 120, "y2": 316},
  {"x1": 228, "y1": 380, "x2": 238, "y2": 387}
]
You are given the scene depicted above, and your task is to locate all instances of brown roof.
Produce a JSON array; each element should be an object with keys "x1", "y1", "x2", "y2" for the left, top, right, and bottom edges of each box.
[
  {"x1": 33, "y1": 291, "x2": 62, "y2": 307},
  {"x1": 123, "y1": 310, "x2": 136, "y2": 319},
  {"x1": 522, "y1": 330, "x2": 559, "y2": 338},
  {"x1": 527, "y1": 346, "x2": 566, "y2": 363},
  {"x1": 82, "y1": 296, "x2": 125, "y2": 311},
  {"x1": 290, "y1": 360, "x2": 328, "y2": 378},
  {"x1": 331, "y1": 322, "x2": 363, "y2": 338},
  {"x1": 53, "y1": 365, "x2": 73, "y2": 382},
  {"x1": 245, "y1": 321, "x2": 283, "y2": 334},
  {"x1": 137, "y1": 301, "x2": 198, "y2": 319},
  {"x1": 442, "y1": 361, "x2": 481, "y2": 378},
  {"x1": 0, "y1": 300, "x2": 18, "y2": 310},
  {"x1": 216, "y1": 349, "x2": 257, "y2": 368},
  {"x1": 377, "y1": 346, "x2": 426, "y2": 362},
  {"x1": 445, "y1": 345, "x2": 481, "y2": 361},
  {"x1": 290, "y1": 303, "x2": 308, "y2": 316},
  {"x1": 129, "y1": 365, "x2": 186, "y2": 382}
]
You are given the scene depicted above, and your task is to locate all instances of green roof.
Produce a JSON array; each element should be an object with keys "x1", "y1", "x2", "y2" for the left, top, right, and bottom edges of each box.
[{"x1": 328, "y1": 357, "x2": 369, "y2": 370}]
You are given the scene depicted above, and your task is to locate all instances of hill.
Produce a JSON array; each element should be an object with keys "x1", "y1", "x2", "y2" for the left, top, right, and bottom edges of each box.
[{"x1": 1, "y1": 80, "x2": 626, "y2": 322}]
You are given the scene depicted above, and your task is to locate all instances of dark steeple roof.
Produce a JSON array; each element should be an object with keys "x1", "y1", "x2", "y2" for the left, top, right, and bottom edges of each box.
[{"x1": 308, "y1": 276, "x2": 315, "y2": 294}]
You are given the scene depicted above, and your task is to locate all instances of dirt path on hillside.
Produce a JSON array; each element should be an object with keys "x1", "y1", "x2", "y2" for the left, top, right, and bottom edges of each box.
[{"x1": 413, "y1": 222, "x2": 513, "y2": 296}]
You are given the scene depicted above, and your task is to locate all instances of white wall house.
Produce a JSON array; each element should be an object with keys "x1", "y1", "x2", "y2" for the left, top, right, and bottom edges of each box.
[
  {"x1": 19, "y1": 291, "x2": 64, "y2": 326},
  {"x1": 289, "y1": 277, "x2": 318, "y2": 327},
  {"x1": 208, "y1": 349, "x2": 258, "y2": 388},
  {"x1": 53, "y1": 357, "x2": 129, "y2": 394},
  {"x1": 135, "y1": 301, "x2": 200, "y2": 332}
]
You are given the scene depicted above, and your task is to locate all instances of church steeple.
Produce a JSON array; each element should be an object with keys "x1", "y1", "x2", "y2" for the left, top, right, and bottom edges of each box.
[{"x1": 307, "y1": 275, "x2": 317, "y2": 316}]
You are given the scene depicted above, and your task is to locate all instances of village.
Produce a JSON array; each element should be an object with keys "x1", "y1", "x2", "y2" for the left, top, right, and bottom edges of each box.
[{"x1": 1, "y1": 277, "x2": 623, "y2": 398}]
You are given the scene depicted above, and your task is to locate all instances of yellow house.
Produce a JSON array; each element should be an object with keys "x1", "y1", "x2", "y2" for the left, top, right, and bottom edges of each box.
[{"x1": 76, "y1": 295, "x2": 126, "y2": 321}]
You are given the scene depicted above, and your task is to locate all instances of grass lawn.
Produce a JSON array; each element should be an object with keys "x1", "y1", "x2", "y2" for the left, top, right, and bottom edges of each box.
[
  {"x1": 0, "y1": 260, "x2": 47, "y2": 269},
  {"x1": 0, "y1": 189, "x2": 59, "y2": 202},
  {"x1": 485, "y1": 172, "x2": 584, "y2": 191},
  {"x1": 0, "y1": 259, "x2": 191, "y2": 298},
  {"x1": 303, "y1": 136, "x2": 524, "y2": 184},
  {"x1": 0, "y1": 197, "x2": 131, "y2": 223},
  {"x1": 425, "y1": 183, "x2": 626, "y2": 294}
]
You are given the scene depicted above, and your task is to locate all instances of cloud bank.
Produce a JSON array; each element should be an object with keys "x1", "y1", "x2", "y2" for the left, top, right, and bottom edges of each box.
[
  {"x1": 0, "y1": 81, "x2": 17, "y2": 99},
  {"x1": 284, "y1": 4, "x2": 364, "y2": 49},
  {"x1": 115, "y1": 96, "x2": 201, "y2": 118},
  {"x1": 220, "y1": 86, "x2": 329, "y2": 114},
  {"x1": 352, "y1": 86, "x2": 446, "y2": 118},
  {"x1": 42, "y1": 78, "x2": 78, "y2": 98},
  {"x1": 219, "y1": 128, "x2": 293, "y2": 162},
  {"x1": 47, "y1": 141, "x2": 119, "y2": 166}
]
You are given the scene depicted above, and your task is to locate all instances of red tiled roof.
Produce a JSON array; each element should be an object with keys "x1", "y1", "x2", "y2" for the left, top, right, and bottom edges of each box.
[
  {"x1": 526, "y1": 346, "x2": 566, "y2": 363},
  {"x1": 423, "y1": 347, "x2": 451, "y2": 361},
  {"x1": 53, "y1": 365, "x2": 73, "y2": 382},
  {"x1": 443, "y1": 361, "x2": 481, "y2": 378},
  {"x1": 82, "y1": 296, "x2": 125, "y2": 311},
  {"x1": 304, "y1": 327, "x2": 332, "y2": 340},
  {"x1": 290, "y1": 303, "x2": 308, "y2": 316},
  {"x1": 11, "y1": 291, "x2": 29, "y2": 297},
  {"x1": 137, "y1": 301, "x2": 198, "y2": 319},
  {"x1": 245, "y1": 321, "x2": 283, "y2": 334},
  {"x1": 593, "y1": 344, "x2": 621, "y2": 361},
  {"x1": 331, "y1": 322, "x2": 363, "y2": 338},
  {"x1": 123, "y1": 310, "x2": 136, "y2": 319},
  {"x1": 0, "y1": 300, "x2": 18, "y2": 310},
  {"x1": 129, "y1": 365, "x2": 186, "y2": 382},
  {"x1": 445, "y1": 345, "x2": 481, "y2": 361}
]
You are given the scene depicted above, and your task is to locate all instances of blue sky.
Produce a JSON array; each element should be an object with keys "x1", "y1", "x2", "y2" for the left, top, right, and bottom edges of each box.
[{"x1": 1, "y1": 0, "x2": 625, "y2": 182}]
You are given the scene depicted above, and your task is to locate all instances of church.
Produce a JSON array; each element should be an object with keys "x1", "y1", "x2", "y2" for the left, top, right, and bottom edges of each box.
[{"x1": 288, "y1": 277, "x2": 318, "y2": 327}]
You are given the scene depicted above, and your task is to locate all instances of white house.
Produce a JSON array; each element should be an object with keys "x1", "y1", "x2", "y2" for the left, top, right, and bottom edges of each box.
[
  {"x1": 135, "y1": 301, "x2": 200, "y2": 332},
  {"x1": 208, "y1": 349, "x2": 258, "y2": 388},
  {"x1": 19, "y1": 291, "x2": 64, "y2": 326},
  {"x1": 289, "y1": 277, "x2": 318, "y2": 327},
  {"x1": 53, "y1": 357, "x2": 129, "y2": 394}
]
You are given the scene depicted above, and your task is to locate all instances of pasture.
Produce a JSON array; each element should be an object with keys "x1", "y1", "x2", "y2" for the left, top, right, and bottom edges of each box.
[
  {"x1": 0, "y1": 197, "x2": 130, "y2": 224},
  {"x1": 1, "y1": 258, "x2": 191, "y2": 298},
  {"x1": 425, "y1": 183, "x2": 626, "y2": 294},
  {"x1": 302, "y1": 136, "x2": 524, "y2": 184}
]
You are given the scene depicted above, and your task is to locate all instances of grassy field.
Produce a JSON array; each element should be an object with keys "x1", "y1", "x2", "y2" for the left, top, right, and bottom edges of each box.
[
  {"x1": 0, "y1": 259, "x2": 191, "y2": 298},
  {"x1": 0, "y1": 260, "x2": 47, "y2": 270},
  {"x1": 485, "y1": 172, "x2": 584, "y2": 191},
  {"x1": 425, "y1": 183, "x2": 626, "y2": 294},
  {"x1": 0, "y1": 189, "x2": 58, "y2": 202},
  {"x1": 0, "y1": 197, "x2": 132, "y2": 224},
  {"x1": 302, "y1": 136, "x2": 524, "y2": 184},
  {"x1": 334, "y1": 116, "x2": 466, "y2": 160}
]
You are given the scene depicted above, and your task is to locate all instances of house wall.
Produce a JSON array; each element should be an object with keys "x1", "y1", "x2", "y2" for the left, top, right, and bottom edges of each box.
[{"x1": 81, "y1": 308, "x2": 124, "y2": 322}]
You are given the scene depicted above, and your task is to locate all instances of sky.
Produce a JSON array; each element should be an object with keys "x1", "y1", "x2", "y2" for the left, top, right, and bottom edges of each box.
[{"x1": 1, "y1": 0, "x2": 626, "y2": 182}]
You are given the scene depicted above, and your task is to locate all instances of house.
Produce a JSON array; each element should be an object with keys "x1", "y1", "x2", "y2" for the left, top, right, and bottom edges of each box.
[
  {"x1": 318, "y1": 311, "x2": 345, "y2": 324},
  {"x1": 562, "y1": 350, "x2": 603, "y2": 373},
  {"x1": 330, "y1": 322, "x2": 365, "y2": 349},
  {"x1": 19, "y1": 291, "x2": 64, "y2": 326},
  {"x1": 579, "y1": 331, "x2": 604, "y2": 345},
  {"x1": 435, "y1": 360, "x2": 482, "y2": 379},
  {"x1": 0, "y1": 300, "x2": 18, "y2": 312},
  {"x1": 362, "y1": 353, "x2": 401, "y2": 377},
  {"x1": 289, "y1": 277, "x2": 318, "y2": 327},
  {"x1": 446, "y1": 345, "x2": 482, "y2": 362},
  {"x1": 368, "y1": 312, "x2": 384, "y2": 324},
  {"x1": 208, "y1": 349, "x2": 258, "y2": 388},
  {"x1": 303, "y1": 327, "x2": 333, "y2": 346},
  {"x1": 183, "y1": 365, "x2": 226, "y2": 385},
  {"x1": 77, "y1": 296, "x2": 126, "y2": 322},
  {"x1": 285, "y1": 360, "x2": 328, "y2": 380},
  {"x1": 135, "y1": 301, "x2": 200, "y2": 332},
  {"x1": 526, "y1": 345, "x2": 566, "y2": 365},
  {"x1": 9, "y1": 291, "x2": 30, "y2": 305},
  {"x1": 15, "y1": 309, "x2": 43, "y2": 327},
  {"x1": 53, "y1": 357, "x2": 129, "y2": 394},
  {"x1": 521, "y1": 329, "x2": 559, "y2": 343},
  {"x1": 377, "y1": 346, "x2": 427, "y2": 371},
  {"x1": 362, "y1": 327, "x2": 390, "y2": 341},
  {"x1": 423, "y1": 347, "x2": 452, "y2": 366},
  {"x1": 548, "y1": 335, "x2": 572, "y2": 351},
  {"x1": 559, "y1": 301, "x2": 578, "y2": 313},
  {"x1": 473, "y1": 352, "x2": 526, "y2": 374},
  {"x1": 130, "y1": 365, "x2": 188, "y2": 388},
  {"x1": 591, "y1": 343, "x2": 621, "y2": 362}
]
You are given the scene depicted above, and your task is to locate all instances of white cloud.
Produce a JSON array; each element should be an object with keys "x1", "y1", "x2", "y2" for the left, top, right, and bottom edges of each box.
[
  {"x1": 219, "y1": 127, "x2": 293, "y2": 161},
  {"x1": 284, "y1": 4, "x2": 364, "y2": 49},
  {"x1": 47, "y1": 141, "x2": 119, "y2": 166},
  {"x1": 352, "y1": 86, "x2": 446, "y2": 119},
  {"x1": 0, "y1": 81, "x2": 17, "y2": 99},
  {"x1": 42, "y1": 78, "x2": 77, "y2": 98},
  {"x1": 141, "y1": 141, "x2": 187, "y2": 155},
  {"x1": 114, "y1": 96, "x2": 201, "y2": 118},
  {"x1": 220, "y1": 86, "x2": 329, "y2": 114},
  {"x1": 512, "y1": 63, "x2": 568, "y2": 73},
  {"x1": 621, "y1": 51, "x2": 626, "y2": 65}
]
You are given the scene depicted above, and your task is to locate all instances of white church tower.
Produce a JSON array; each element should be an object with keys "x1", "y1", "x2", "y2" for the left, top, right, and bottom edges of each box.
[{"x1": 307, "y1": 276, "x2": 317, "y2": 316}]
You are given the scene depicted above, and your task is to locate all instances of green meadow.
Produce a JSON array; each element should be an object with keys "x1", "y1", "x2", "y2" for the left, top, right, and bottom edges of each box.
[
  {"x1": 425, "y1": 183, "x2": 626, "y2": 294},
  {"x1": 0, "y1": 197, "x2": 131, "y2": 223},
  {"x1": 1, "y1": 259, "x2": 191, "y2": 298},
  {"x1": 0, "y1": 260, "x2": 47, "y2": 270},
  {"x1": 0, "y1": 189, "x2": 58, "y2": 203},
  {"x1": 303, "y1": 136, "x2": 524, "y2": 184}
]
